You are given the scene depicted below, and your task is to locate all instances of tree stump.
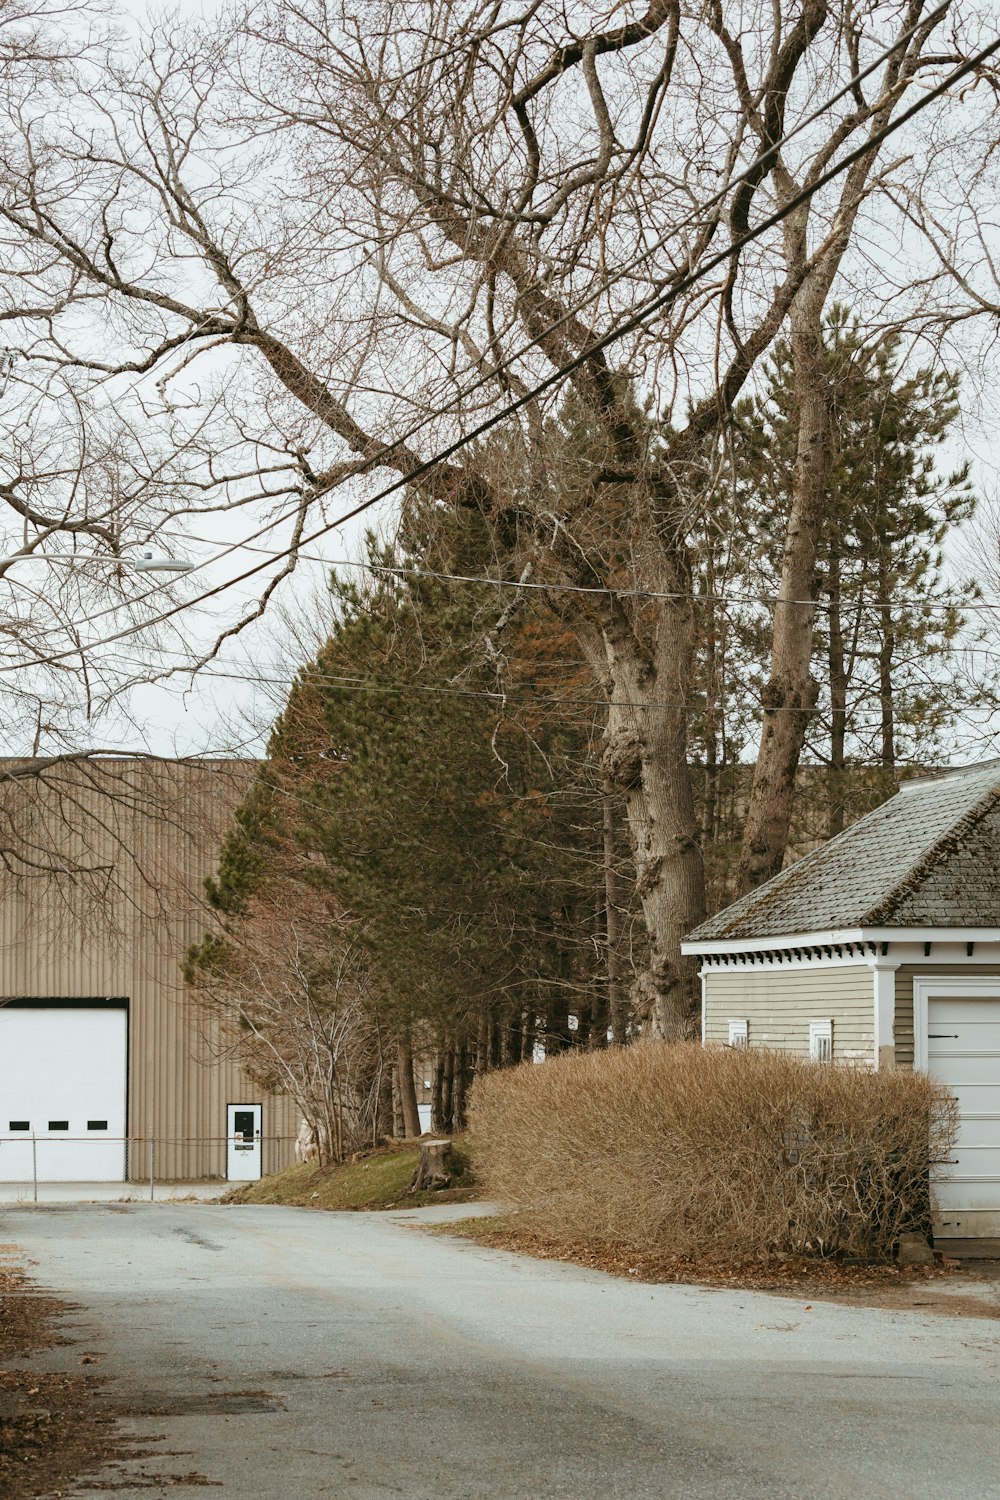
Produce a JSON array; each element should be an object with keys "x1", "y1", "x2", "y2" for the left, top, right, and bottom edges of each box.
[
  {"x1": 897, "y1": 1232, "x2": 934, "y2": 1266},
  {"x1": 411, "y1": 1138, "x2": 453, "y2": 1192}
]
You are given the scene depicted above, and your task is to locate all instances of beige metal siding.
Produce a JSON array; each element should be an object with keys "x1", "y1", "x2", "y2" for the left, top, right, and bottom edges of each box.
[
  {"x1": 893, "y1": 964, "x2": 1000, "y2": 1072},
  {"x1": 704, "y1": 965, "x2": 874, "y2": 1063},
  {"x1": 0, "y1": 760, "x2": 299, "y2": 1179}
]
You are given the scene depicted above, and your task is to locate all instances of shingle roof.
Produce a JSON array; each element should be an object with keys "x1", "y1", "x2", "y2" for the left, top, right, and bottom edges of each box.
[{"x1": 685, "y1": 764, "x2": 1000, "y2": 944}]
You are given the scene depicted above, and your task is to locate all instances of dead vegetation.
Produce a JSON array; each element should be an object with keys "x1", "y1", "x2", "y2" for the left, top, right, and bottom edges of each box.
[
  {"x1": 470, "y1": 1044, "x2": 957, "y2": 1262},
  {"x1": 0, "y1": 1249, "x2": 126, "y2": 1498},
  {"x1": 438, "y1": 1215, "x2": 1000, "y2": 1318}
]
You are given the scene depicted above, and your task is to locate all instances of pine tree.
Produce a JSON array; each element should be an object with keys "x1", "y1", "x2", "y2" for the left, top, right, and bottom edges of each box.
[
  {"x1": 190, "y1": 498, "x2": 613, "y2": 1136},
  {"x1": 717, "y1": 309, "x2": 981, "y2": 856}
]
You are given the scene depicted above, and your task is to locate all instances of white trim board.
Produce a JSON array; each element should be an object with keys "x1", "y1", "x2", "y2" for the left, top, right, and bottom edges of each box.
[
  {"x1": 699, "y1": 952, "x2": 875, "y2": 973},
  {"x1": 912, "y1": 975, "x2": 1000, "y2": 1072},
  {"x1": 682, "y1": 928, "x2": 1000, "y2": 957}
]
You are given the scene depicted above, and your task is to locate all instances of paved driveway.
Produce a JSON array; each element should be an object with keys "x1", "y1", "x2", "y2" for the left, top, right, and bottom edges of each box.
[{"x1": 6, "y1": 1202, "x2": 1000, "y2": 1499}]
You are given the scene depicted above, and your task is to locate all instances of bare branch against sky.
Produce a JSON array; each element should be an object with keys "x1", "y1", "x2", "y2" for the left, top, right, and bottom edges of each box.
[{"x1": 2, "y1": 1, "x2": 1000, "y2": 1026}]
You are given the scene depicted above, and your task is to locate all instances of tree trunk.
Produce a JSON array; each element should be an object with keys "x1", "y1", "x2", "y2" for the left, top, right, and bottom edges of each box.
[
  {"x1": 440, "y1": 1045, "x2": 455, "y2": 1135},
  {"x1": 827, "y1": 545, "x2": 847, "y2": 838},
  {"x1": 431, "y1": 1048, "x2": 445, "y2": 1135},
  {"x1": 452, "y1": 1040, "x2": 469, "y2": 1131},
  {"x1": 390, "y1": 1064, "x2": 404, "y2": 1139},
  {"x1": 602, "y1": 781, "x2": 627, "y2": 1045},
  {"x1": 589, "y1": 873, "x2": 608, "y2": 1049},
  {"x1": 474, "y1": 1012, "x2": 488, "y2": 1076},
  {"x1": 701, "y1": 588, "x2": 722, "y2": 851},
  {"x1": 375, "y1": 1062, "x2": 394, "y2": 1146},
  {"x1": 543, "y1": 476, "x2": 704, "y2": 1040},
  {"x1": 737, "y1": 298, "x2": 828, "y2": 895},
  {"x1": 396, "y1": 1036, "x2": 421, "y2": 1138},
  {"x1": 545, "y1": 922, "x2": 573, "y2": 1053},
  {"x1": 877, "y1": 555, "x2": 896, "y2": 770},
  {"x1": 602, "y1": 653, "x2": 704, "y2": 1039}
]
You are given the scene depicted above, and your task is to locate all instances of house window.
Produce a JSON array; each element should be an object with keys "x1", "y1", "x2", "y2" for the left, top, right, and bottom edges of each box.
[
  {"x1": 728, "y1": 1019, "x2": 749, "y2": 1049},
  {"x1": 810, "y1": 1019, "x2": 833, "y2": 1063}
]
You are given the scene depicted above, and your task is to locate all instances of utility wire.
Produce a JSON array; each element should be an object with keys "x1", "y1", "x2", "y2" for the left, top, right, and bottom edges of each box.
[
  {"x1": 6, "y1": 2, "x2": 952, "y2": 646},
  {"x1": 101, "y1": 642, "x2": 981, "y2": 719},
  {"x1": 11, "y1": 1, "x2": 950, "y2": 631},
  {"x1": 12, "y1": 2, "x2": 942, "y2": 644},
  {"x1": 163, "y1": 527, "x2": 994, "y2": 615},
  {"x1": 5, "y1": 14, "x2": 992, "y2": 677}
]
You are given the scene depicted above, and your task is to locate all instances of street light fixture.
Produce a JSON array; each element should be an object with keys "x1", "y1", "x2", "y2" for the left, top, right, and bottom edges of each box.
[
  {"x1": 0, "y1": 548, "x2": 193, "y2": 574},
  {"x1": 130, "y1": 549, "x2": 193, "y2": 574}
]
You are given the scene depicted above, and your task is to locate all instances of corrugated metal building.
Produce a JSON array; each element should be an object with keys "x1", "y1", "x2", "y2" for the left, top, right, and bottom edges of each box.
[{"x1": 0, "y1": 757, "x2": 299, "y2": 1183}]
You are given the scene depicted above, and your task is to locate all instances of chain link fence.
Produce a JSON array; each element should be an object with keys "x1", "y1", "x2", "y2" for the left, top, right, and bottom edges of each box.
[{"x1": 0, "y1": 1133, "x2": 298, "y2": 1199}]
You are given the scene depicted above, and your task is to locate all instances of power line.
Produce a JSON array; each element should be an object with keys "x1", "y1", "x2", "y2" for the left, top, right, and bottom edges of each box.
[
  {"x1": 166, "y1": 527, "x2": 996, "y2": 615},
  {"x1": 8, "y1": 4, "x2": 953, "y2": 648},
  {"x1": 13, "y1": 5, "x2": 941, "y2": 644},
  {"x1": 101, "y1": 643, "x2": 985, "y2": 720},
  {"x1": 5, "y1": 17, "x2": 993, "y2": 677}
]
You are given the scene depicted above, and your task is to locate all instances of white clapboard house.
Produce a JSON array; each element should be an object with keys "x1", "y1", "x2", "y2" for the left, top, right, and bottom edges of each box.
[{"x1": 682, "y1": 763, "x2": 1000, "y2": 1237}]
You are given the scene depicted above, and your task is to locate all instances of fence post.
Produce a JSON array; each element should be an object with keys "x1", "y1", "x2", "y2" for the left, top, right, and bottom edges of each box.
[
  {"x1": 31, "y1": 1131, "x2": 37, "y2": 1204},
  {"x1": 148, "y1": 1126, "x2": 155, "y2": 1202}
]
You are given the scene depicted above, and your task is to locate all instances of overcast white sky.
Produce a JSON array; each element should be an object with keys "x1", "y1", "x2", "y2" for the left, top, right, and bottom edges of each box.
[
  {"x1": 26, "y1": 0, "x2": 1000, "y2": 764},
  {"x1": 0, "y1": 0, "x2": 395, "y2": 758}
]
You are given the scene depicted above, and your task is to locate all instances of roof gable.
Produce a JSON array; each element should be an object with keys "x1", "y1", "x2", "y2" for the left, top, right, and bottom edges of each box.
[{"x1": 686, "y1": 766, "x2": 1000, "y2": 944}]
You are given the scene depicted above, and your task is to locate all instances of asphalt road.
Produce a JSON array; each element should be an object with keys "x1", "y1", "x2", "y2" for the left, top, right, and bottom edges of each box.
[{"x1": 6, "y1": 1202, "x2": 1000, "y2": 1500}]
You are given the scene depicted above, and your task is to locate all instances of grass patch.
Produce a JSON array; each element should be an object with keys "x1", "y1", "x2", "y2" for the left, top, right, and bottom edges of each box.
[{"x1": 224, "y1": 1137, "x2": 477, "y2": 1211}]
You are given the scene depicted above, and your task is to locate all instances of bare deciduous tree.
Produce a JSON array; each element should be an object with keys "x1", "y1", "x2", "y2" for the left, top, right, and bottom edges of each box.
[
  {"x1": 186, "y1": 879, "x2": 388, "y2": 1165},
  {"x1": 0, "y1": 0, "x2": 994, "y2": 1033}
]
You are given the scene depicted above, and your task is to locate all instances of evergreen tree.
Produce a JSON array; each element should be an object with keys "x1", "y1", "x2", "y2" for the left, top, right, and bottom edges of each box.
[
  {"x1": 695, "y1": 309, "x2": 981, "y2": 889},
  {"x1": 190, "y1": 499, "x2": 611, "y2": 1135}
]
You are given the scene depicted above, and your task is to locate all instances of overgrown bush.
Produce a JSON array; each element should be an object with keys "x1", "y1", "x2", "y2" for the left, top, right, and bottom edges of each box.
[{"x1": 469, "y1": 1044, "x2": 957, "y2": 1261}]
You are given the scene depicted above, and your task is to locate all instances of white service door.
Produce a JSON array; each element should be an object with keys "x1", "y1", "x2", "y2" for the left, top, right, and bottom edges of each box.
[
  {"x1": 227, "y1": 1103, "x2": 262, "y2": 1180},
  {"x1": 0, "y1": 1006, "x2": 127, "y2": 1181},
  {"x1": 927, "y1": 995, "x2": 1000, "y2": 1236}
]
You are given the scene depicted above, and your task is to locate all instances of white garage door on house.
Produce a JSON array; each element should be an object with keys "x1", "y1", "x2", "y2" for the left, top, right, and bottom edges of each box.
[
  {"x1": 0, "y1": 1003, "x2": 127, "y2": 1181},
  {"x1": 927, "y1": 994, "x2": 1000, "y2": 1238}
]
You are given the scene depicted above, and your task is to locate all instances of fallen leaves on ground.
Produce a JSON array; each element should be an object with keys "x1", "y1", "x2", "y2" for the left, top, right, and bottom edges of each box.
[
  {"x1": 0, "y1": 1259, "x2": 135, "y2": 1498},
  {"x1": 442, "y1": 1218, "x2": 1000, "y2": 1317}
]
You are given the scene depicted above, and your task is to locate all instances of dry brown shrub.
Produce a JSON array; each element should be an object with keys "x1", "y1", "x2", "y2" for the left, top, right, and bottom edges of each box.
[{"x1": 469, "y1": 1044, "x2": 957, "y2": 1261}]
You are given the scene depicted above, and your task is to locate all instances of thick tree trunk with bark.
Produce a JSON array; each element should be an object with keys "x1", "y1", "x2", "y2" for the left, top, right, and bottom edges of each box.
[
  {"x1": 737, "y1": 297, "x2": 829, "y2": 895},
  {"x1": 877, "y1": 555, "x2": 897, "y2": 769},
  {"x1": 452, "y1": 1040, "x2": 469, "y2": 1130},
  {"x1": 602, "y1": 781, "x2": 628, "y2": 1044},
  {"x1": 396, "y1": 1037, "x2": 421, "y2": 1138},
  {"x1": 601, "y1": 608, "x2": 704, "y2": 1038},
  {"x1": 390, "y1": 1066, "x2": 404, "y2": 1138},
  {"x1": 827, "y1": 547, "x2": 847, "y2": 837},
  {"x1": 375, "y1": 1062, "x2": 394, "y2": 1147}
]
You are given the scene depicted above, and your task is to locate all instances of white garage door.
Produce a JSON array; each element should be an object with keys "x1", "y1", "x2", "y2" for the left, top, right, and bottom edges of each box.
[
  {"x1": 927, "y1": 995, "x2": 1000, "y2": 1237},
  {"x1": 0, "y1": 1005, "x2": 127, "y2": 1181}
]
